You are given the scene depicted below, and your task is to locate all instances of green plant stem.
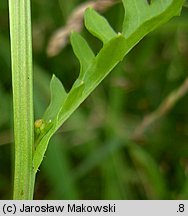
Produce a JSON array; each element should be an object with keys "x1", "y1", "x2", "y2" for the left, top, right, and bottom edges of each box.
[{"x1": 8, "y1": 0, "x2": 35, "y2": 199}]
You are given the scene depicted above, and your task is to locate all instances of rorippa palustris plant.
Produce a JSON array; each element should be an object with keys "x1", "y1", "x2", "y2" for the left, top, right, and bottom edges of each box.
[{"x1": 8, "y1": 0, "x2": 184, "y2": 199}]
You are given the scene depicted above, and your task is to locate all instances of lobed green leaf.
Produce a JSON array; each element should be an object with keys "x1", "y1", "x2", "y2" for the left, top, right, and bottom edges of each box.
[
  {"x1": 33, "y1": 0, "x2": 184, "y2": 173},
  {"x1": 122, "y1": 0, "x2": 184, "y2": 38},
  {"x1": 33, "y1": 81, "x2": 84, "y2": 173},
  {"x1": 71, "y1": 32, "x2": 95, "y2": 80},
  {"x1": 43, "y1": 75, "x2": 67, "y2": 122},
  {"x1": 84, "y1": 8, "x2": 117, "y2": 44}
]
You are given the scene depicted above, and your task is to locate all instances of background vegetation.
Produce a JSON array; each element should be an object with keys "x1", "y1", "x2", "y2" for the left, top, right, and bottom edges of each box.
[{"x1": 0, "y1": 0, "x2": 188, "y2": 199}]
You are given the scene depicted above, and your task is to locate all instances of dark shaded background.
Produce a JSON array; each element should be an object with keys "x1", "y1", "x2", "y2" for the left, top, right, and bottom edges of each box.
[{"x1": 0, "y1": 0, "x2": 188, "y2": 199}]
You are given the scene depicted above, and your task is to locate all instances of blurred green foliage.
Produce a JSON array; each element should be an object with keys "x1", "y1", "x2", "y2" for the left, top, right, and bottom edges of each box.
[{"x1": 0, "y1": 0, "x2": 188, "y2": 199}]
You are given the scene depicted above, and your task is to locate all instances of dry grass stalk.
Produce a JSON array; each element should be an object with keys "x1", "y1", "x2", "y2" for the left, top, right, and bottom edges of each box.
[{"x1": 132, "y1": 77, "x2": 188, "y2": 140}]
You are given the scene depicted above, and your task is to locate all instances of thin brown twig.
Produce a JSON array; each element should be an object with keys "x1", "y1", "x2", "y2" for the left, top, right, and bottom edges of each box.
[
  {"x1": 132, "y1": 77, "x2": 188, "y2": 140},
  {"x1": 47, "y1": 0, "x2": 119, "y2": 57}
]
